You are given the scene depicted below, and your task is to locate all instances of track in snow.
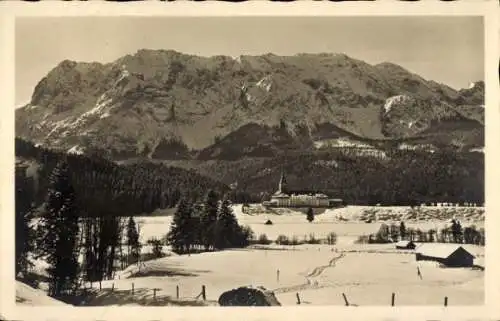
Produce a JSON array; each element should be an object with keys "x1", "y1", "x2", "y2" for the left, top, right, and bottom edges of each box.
[{"x1": 273, "y1": 252, "x2": 345, "y2": 294}]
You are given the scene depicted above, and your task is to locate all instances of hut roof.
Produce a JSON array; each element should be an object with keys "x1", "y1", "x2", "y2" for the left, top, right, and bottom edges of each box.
[{"x1": 416, "y1": 244, "x2": 475, "y2": 259}]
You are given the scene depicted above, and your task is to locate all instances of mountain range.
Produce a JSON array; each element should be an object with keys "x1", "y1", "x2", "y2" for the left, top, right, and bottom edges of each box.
[{"x1": 15, "y1": 49, "x2": 484, "y2": 161}]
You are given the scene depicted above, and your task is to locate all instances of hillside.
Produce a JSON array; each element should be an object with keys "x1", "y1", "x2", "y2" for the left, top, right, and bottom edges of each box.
[
  {"x1": 16, "y1": 50, "x2": 484, "y2": 160},
  {"x1": 158, "y1": 148, "x2": 484, "y2": 206},
  {"x1": 15, "y1": 138, "x2": 229, "y2": 217}
]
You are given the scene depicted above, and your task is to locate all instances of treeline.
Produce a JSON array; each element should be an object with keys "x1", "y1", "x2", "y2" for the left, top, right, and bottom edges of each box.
[
  {"x1": 223, "y1": 148, "x2": 484, "y2": 205},
  {"x1": 15, "y1": 137, "x2": 230, "y2": 216},
  {"x1": 16, "y1": 137, "x2": 484, "y2": 212},
  {"x1": 360, "y1": 221, "x2": 485, "y2": 246}
]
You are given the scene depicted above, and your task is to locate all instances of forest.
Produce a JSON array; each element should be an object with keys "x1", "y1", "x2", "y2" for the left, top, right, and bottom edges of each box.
[
  {"x1": 200, "y1": 148, "x2": 484, "y2": 206},
  {"x1": 16, "y1": 137, "x2": 484, "y2": 215},
  {"x1": 15, "y1": 138, "x2": 230, "y2": 217}
]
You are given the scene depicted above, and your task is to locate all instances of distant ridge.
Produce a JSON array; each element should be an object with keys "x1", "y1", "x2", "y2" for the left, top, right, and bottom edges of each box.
[{"x1": 16, "y1": 49, "x2": 483, "y2": 161}]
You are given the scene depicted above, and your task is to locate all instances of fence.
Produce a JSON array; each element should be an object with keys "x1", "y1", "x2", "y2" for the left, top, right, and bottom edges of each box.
[
  {"x1": 79, "y1": 281, "x2": 210, "y2": 305},
  {"x1": 294, "y1": 292, "x2": 451, "y2": 307},
  {"x1": 79, "y1": 281, "x2": 451, "y2": 307}
]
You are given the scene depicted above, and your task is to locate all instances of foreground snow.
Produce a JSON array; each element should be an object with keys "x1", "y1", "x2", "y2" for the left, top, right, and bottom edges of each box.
[
  {"x1": 23, "y1": 205, "x2": 485, "y2": 306},
  {"x1": 16, "y1": 281, "x2": 67, "y2": 306},
  {"x1": 80, "y1": 242, "x2": 483, "y2": 306}
]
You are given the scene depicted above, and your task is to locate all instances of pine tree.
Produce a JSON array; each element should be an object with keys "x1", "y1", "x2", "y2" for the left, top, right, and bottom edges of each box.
[
  {"x1": 147, "y1": 238, "x2": 164, "y2": 258},
  {"x1": 451, "y1": 219, "x2": 463, "y2": 243},
  {"x1": 82, "y1": 217, "x2": 96, "y2": 281},
  {"x1": 215, "y1": 199, "x2": 240, "y2": 249},
  {"x1": 399, "y1": 221, "x2": 407, "y2": 240},
  {"x1": 389, "y1": 223, "x2": 400, "y2": 241},
  {"x1": 200, "y1": 190, "x2": 219, "y2": 251},
  {"x1": 103, "y1": 216, "x2": 121, "y2": 279},
  {"x1": 167, "y1": 198, "x2": 193, "y2": 254},
  {"x1": 37, "y1": 161, "x2": 80, "y2": 297},
  {"x1": 306, "y1": 207, "x2": 314, "y2": 223},
  {"x1": 191, "y1": 202, "x2": 204, "y2": 251},
  {"x1": 15, "y1": 173, "x2": 35, "y2": 277},
  {"x1": 126, "y1": 217, "x2": 141, "y2": 265}
]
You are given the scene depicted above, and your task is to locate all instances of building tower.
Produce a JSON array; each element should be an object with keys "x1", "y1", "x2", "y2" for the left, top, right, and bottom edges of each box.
[{"x1": 278, "y1": 170, "x2": 288, "y2": 194}]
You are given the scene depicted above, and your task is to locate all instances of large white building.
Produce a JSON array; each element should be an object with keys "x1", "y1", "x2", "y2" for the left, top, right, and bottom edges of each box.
[{"x1": 262, "y1": 171, "x2": 343, "y2": 208}]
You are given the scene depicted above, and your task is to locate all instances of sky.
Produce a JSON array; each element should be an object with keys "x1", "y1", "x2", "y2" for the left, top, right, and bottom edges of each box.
[{"x1": 15, "y1": 16, "x2": 484, "y2": 107}]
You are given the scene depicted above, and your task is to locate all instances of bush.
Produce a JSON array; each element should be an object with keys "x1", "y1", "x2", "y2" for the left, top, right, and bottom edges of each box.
[
  {"x1": 235, "y1": 225, "x2": 255, "y2": 247},
  {"x1": 305, "y1": 233, "x2": 321, "y2": 244},
  {"x1": 276, "y1": 234, "x2": 289, "y2": 245},
  {"x1": 257, "y1": 233, "x2": 271, "y2": 245},
  {"x1": 147, "y1": 238, "x2": 164, "y2": 258},
  {"x1": 276, "y1": 234, "x2": 303, "y2": 246},
  {"x1": 355, "y1": 235, "x2": 370, "y2": 244},
  {"x1": 290, "y1": 235, "x2": 301, "y2": 246},
  {"x1": 326, "y1": 232, "x2": 337, "y2": 245},
  {"x1": 265, "y1": 220, "x2": 273, "y2": 225}
]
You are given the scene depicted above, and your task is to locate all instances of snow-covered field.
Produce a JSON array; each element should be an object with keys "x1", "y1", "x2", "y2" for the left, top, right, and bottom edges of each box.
[
  {"x1": 137, "y1": 205, "x2": 485, "y2": 245},
  {"x1": 85, "y1": 242, "x2": 484, "y2": 306},
  {"x1": 18, "y1": 205, "x2": 485, "y2": 306}
]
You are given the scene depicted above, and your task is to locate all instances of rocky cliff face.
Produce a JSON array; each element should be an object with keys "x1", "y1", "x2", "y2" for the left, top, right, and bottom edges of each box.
[{"x1": 16, "y1": 49, "x2": 484, "y2": 160}]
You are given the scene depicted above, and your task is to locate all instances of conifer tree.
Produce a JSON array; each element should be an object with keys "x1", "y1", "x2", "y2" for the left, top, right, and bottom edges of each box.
[
  {"x1": 399, "y1": 221, "x2": 407, "y2": 240},
  {"x1": 167, "y1": 198, "x2": 193, "y2": 254},
  {"x1": 37, "y1": 161, "x2": 80, "y2": 297},
  {"x1": 306, "y1": 207, "x2": 314, "y2": 223},
  {"x1": 215, "y1": 199, "x2": 240, "y2": 249},
  {"x1": 191, "y1": 202, "x2": 204, "y2": 251},
  {"x1": 200, "y1": 190, "x2": 219, "y2": 251},
  {"x1": 126, "y1": 216, "x2": 141, "y2": 264},
  {"x1": 15, "y1": 174, "x2": 35, "y2": 277}
]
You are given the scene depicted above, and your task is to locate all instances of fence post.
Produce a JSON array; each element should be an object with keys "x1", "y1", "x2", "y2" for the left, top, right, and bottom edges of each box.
[
  {"x1": 153, "y1": 289, "x2": 157, "y2": 300},
  {"x1": 176, "y1": 285, "x2": 179, "y2": 299},
  {"x1": 132, "y1": 283, "x2": 134, "y2": 295},
  {"x1": 99, "y1": 281, "x2": 102, "y2": 291},
  {"x1": 202, "y1": 285, "x2": 206, "y2": 301},
  {"x1": 342, "y1": 293, "x2": 349, "y2": 306},
  {"x1": 391, "y1": 293, "x2": 395, "y2": 306},
  {"x1": 296, "y1": 293, "x2": 301, "y2": 305},
  {"x1": 111, "y1": 283, "x2": 114, "y2": 292},
  {"x1": 444, "y1": 297, "x2": 448, "y2": 307}
]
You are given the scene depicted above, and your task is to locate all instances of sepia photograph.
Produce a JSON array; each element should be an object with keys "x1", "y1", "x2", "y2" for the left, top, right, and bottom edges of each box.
[{"x1": 1, "y1": 2, "x2": 499, "y2": 320}]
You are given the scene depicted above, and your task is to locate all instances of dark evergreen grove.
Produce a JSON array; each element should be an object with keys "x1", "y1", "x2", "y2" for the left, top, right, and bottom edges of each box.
[
  {"x1": 167, "y1": 193, "x2": 253, "y2": 254},
  {"x1": 35, "y1": 161, "x2": 80, "y2": 296},
  {"x1": 15, "y1": 165, "x2": 35, "y2": 277}
]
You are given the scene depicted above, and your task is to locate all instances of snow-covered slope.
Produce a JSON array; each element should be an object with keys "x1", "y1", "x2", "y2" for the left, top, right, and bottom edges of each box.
[{"x1": 16, "y1": 281, "x2": 68, "y2": 306}]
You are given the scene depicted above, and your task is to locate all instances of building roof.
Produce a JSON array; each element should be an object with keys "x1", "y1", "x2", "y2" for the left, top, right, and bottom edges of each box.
[
  {"x1": 395, "y1": 240, "x2": 415, "y2": 247},
  {"x1": 415, "y1": 244, "x2": 475, "y2": 259},
  {"x1": 287, "y1": 189, "x2": 328, "y2": 195}
]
